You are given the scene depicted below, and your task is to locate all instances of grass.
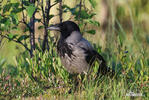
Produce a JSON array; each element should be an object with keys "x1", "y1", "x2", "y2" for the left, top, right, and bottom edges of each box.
[{"x1": 0, "y1": 29, "x2": 148, "y2": 99}]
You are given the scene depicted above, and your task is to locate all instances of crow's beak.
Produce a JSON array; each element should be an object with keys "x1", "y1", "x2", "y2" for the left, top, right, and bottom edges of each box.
[{"x1": 47, "y1": 24, "x2": 60, "y2": 31}]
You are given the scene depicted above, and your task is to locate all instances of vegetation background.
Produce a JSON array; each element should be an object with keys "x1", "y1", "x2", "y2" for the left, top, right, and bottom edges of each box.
[{"x1": 0, "y1": 0, "x2": 148, "y2": 99}]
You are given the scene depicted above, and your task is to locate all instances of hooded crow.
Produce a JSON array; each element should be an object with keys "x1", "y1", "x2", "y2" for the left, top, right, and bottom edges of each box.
[{"x1": 47, "y1": 21, "x2": 115, "y2": 77}]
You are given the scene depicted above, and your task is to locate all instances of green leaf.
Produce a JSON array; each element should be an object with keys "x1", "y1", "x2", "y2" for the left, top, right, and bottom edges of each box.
[
  {"x1": 11, "y1": 3, "x2": 20, "y2": 8},
  {"x1": 55, "y1": 0, "x2": 61, "y2": 2},
  {"x1": 63, "y1": 5, "x2": 79, "y2": 15},
  {"x1": 10, "y1": 3, "x2": 21, "y2": 14},
  {"x1": 10, "y1": 14, "x2": 18, "y2": 25},
  {"x1": 7, "y1": 33, "x2": 18, "y2": 40},
  {"x1": 70, "y1": 7, "x2": 78, "y2": 15},
  {"x1": 0, "y1": 58, "x2": 6, "y2": 67},
  {"x1": 34, "y1": 18, "x2": 41, "y2": 23},
  {"x1": 26, "y1": 4, "x2": 36, "y2": 18},
  {"x1": 62, "y1": 4, "x2": 69, "y2": 9},
  {"x1": 24, "y1": 27, "x2": 29, "y2": 32},
  {"x1": 76, "y1": 10, "x2": 90, "y2": 19},
  {"x1": 7, "y1": 34, "x2": 14, "y2": 39},
  {"x1": 89, "y1": 13, "x2": 96, "y2": 18},
  {"x1": 49, "y1": 15, "x2": 54, "y2": 20},
  {"x1": 22, "y1": 1, "x2": 30, "y2": 6},
  {"x1": 89, "y1": 0, "x2": 96, "y2": 8},
  {"x1": 62, "y1": 5, "x2": 70, "y2": 12},
  {"x1": 12, "y1": 26, "x2": 18, "y2": 30},
  {"x1": 88, "y1": 20, "x2": 100, "y2": 26},
  {"x1": 3, "y1": 3, "x2": 12, "y2": 13},
  {"x1": 17, "y1": 35, "x2": 29, "y2": 42},
  {"x1": 0, "y1": 17, "x2": 11, "y2": 30},
  {"x1": 38, "y1": 25, "x2": 44, "y2": 30},
  {"x1": 86, "y1": 30, "x2": 96, "y2": 35},
  {"x1": 11, "y1": 8, "x2": 22, "y2": 14}
]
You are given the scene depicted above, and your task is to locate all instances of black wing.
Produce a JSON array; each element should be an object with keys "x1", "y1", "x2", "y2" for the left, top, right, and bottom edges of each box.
[{"x1": 82, "y1": 48, "x2": 115, "y2": 77}]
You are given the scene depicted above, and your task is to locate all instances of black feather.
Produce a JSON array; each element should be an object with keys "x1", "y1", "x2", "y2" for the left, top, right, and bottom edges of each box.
[
  {"x1": 81, "y1": 47, "x2": 115, "y2": 77},
  {"x1": 57, "y1": 39, "x2": 73, "y2": 58},
  {"x1": 59, "y1": 21, "x2": 80, "y2": 39}
]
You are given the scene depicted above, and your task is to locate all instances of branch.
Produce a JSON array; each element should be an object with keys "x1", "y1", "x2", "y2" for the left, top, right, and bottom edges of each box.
[
  {"x1": 45, "y1": 0, "x2": 51, "y2": 24},
  {"x1": 59, "y1": 0, "x2": 62, "y2": 23},
  {"x1": 41, "y1": 0, "x2": 60, "y2": 52},
  {"x1": 29, "y1": 0, "x2": 40, "y2": 57},
  {"x1": 33, "y1": 0, "x2": 40, "y2": 16},
  {"x1": 78, "y1": 0, "x2": 82, "y2": 23},
  {"x1": 0, "y1": 34, "x2": 31, "y2": 53},
  {"x1": 50, "y1": 2, "x2": 59, "y2": 8},
  {"x1": 41, "y1": 0, "x2": 46, "y2": 26},
  {"x1": 21, "y1": 0, "x2": 32, "y2": 32},
  {"x1": 41, "y1": 0, "x2": 51, "y2": 52}
]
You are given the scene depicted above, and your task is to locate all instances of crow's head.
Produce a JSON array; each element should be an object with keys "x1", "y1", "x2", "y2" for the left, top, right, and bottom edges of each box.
[{"x1": 47, "y1": 21, "x2": 80, "y2": 39}]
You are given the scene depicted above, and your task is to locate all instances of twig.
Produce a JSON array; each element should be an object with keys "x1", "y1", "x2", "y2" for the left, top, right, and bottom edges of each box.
[
  {"x1": 41, "y1": 0, "x2": 46, "y2": 26},
  {"x1": 41, "y1": 0, "x2": 47, "y2": 52},
  {"x1": 59, "y1": 0, "x2": 63, "y2": 23},
  {"x1": 50, "y1": 2, "x2": 59, "y2": 8},
  {"x1": 29, "y1": 0, "x2": 40, "y2": 57},
  {"x1": 21, "y1": 0, "x2": 32, "y2": 32},
  {"x1": 42, "y1": 0, "x2": 58, "y2": 52},
  {"x1": 0, "y1": 34, "x2": 31, "y2": 53},
  {"x1": 78, "y1": 0, "x2": 82, "y2": 22}
]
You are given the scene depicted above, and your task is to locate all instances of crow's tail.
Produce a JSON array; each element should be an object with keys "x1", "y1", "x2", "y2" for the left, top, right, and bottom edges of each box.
[{"x1": 94, "y1": 51, "x2": 115, "y2": 78}]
